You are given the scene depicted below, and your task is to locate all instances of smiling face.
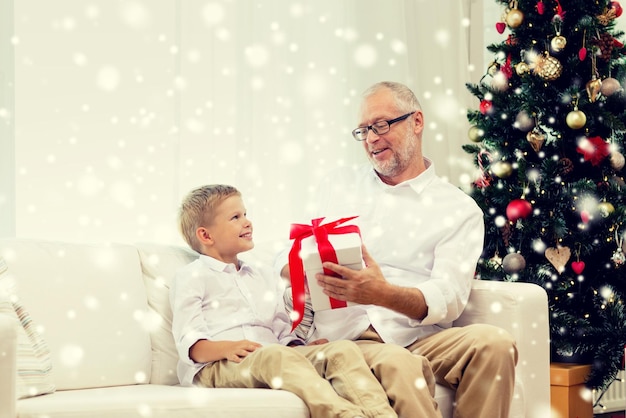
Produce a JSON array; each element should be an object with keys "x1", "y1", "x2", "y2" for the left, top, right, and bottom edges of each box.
[
  {"x1": 358, "y1": 88, "x2": 425, "y2": 185},
  {"x1": 201, "y1": 195, "x2": 254, "y2": 265}
]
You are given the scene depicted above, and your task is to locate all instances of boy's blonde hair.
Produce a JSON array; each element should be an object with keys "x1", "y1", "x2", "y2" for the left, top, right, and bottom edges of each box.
[{"x1": 178, "y1": 184, "x2": 241, "y2": 252}]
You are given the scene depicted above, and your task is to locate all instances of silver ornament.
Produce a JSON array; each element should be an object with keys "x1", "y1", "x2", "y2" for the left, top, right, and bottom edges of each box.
[{"x1": 503, "y1": 253, "x2": 526, "y2": 274}]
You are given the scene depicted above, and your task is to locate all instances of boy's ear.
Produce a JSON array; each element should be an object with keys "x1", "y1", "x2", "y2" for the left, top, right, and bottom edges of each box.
[{"x1": 196, "y1": 227, "x2": 213, "y2": 245}]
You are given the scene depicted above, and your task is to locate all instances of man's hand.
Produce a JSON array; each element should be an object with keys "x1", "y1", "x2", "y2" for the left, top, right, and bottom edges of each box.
[
  {"x1": 316, "y1": 245, "x2": 388, "y2": 305},
  {"x1": 316, "y1": 244, "x2": 428, "y2": 320}
]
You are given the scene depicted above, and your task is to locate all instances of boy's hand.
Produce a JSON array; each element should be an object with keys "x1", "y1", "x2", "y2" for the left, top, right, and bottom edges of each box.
[
  {"x1": 307, "y1": 338, "x2": 328, "y2": 345},
  {"x1": 223, "y1": 340, "x2": 262, "y2": 363}
]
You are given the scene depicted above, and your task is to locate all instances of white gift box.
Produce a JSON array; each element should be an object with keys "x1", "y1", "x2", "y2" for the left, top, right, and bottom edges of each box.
[{"x1": 300, "y1": 232, "x2": 363, "y2": 311}]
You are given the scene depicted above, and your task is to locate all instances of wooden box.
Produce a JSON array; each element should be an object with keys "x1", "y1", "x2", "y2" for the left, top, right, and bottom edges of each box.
[{"x1": 550, "y1": 363, "x2": 592, "y2": 418}]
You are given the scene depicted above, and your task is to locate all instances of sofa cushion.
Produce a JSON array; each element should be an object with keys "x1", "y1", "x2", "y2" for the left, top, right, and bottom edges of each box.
[
  {"x1": 136, "y1": 243, "x2": 198, "y2": 385},
  {"x1": 0, "y1": 280, "x2": 55, "y2": 399},
  {"x1": 15, "y1": 385, "x2": 310, "y2": 418},
  {"x1": 0, "y1": 239, "x2": 153, "y2": 391}
]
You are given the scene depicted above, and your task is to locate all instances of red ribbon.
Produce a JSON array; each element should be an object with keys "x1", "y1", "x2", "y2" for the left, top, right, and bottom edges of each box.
[{"x1": 288, "y1": 216, "x2": 360, "y2": 330}]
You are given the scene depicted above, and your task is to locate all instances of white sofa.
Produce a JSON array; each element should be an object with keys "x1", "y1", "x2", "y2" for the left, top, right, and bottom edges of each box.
[{"x1": 0, "y1": 238, "x2": 551, "y2": 418}]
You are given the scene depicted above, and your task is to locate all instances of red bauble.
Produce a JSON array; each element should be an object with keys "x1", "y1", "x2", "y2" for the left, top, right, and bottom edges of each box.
[
  {"x1": 479, "y1": 100, "x2": 493, "y2": 115},
  {"x1": 506, "y1": 199, "x2": 533, "y2": 222},
  {"x1": 611, "y1": 1, "x2": 623, "y2": 17}
]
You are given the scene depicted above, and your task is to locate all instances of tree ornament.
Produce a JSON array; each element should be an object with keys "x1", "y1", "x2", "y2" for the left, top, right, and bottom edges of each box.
[
  {"x1": 586, "y1": 55, "x2": 602, "y2": 103},
  {"x1": 593, "y1": 32, "x2": 615, "y2": 60},
  {"x1": 536, "y1": 0, "x2": 545, "y2": 15},
  {"x1": 474, "y1": 150, "x2": 492, "y2": 188},
  {"x1": 487, "y1": 61, "x2": 500, "y2": 76},
  {"x1": 550, "y1": 16, "x2": 567, "y2": 53},
  {"x1": 532, "y1": 52, "x2": 563, "y2": 80},
  {"x1": 491, "y1": 161, "x2": 513, "y2": 178},
  {"x1": 598, "y1": 202, "x2": 615, "y2": 218},
  {"x1": 496, "y1": 22, "x2": 506, "y2": 34},
  {"x1": 571, "y1": 244, "x2": 585, "y2": 274},
  {"x1": 526, "y1": 127, "x2": 546, "y2": 152},
  {"x1": 610, "y1": 151, "x2": 625, "y2": 171},
  {"x1": 479, "y1": 100, "x2": 493, "y2": 115},
  {"x1": 505, "y1": 1, "x2": 524, "y2": 28},
  {"x1": 611, "y1": 1, "x2": 623, "y2": 17},
  {"x1": 514, "y1": 110, "x2": 535, "y2": 132},
  {"x1": 566, "y1": 105, "x2": 586, "y2": 130},
  {"x1": 612, "y1": 229, "x2": 626, "y2": 267},
  {"x1": 599, "y1": 3, "x2": 621, "y2": 25},
  {"x1": 545, "y1": 245, "x2": 571, "y2": 273},
  {"x1": 600, "y1": 77, "x2": 622, "y2": 96},
  {"x1": 577, "y1": 136, "x2": 610, "y2": 166},
  {"x1": 515, "y1": 62, "x2": 530, "y2": 75},
  {"x1": 467, "y1": 125, "x2": 483, "y2": 142},
  {"x1": 586, "y1": 76, "x2": 602, "y2": 103},
  {"x1": 506, "y1": 198, "x2": 533, "y2": 222},
  {"x1": 503, "y1": 252, "x2": 526, "y2": 274},
  {"x1": 571, "y1": 261, "x2": 585, "y2": 274},
  {"x1": 579, "y1": 30, "x2": 587, "y2": 61},
  {"x1": 488, "y1": 251, "x2": 503, "y2": 268}
]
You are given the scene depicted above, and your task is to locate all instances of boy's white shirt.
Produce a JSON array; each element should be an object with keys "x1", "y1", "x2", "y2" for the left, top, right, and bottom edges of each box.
[{"x1": 170, "y1": 254, "x2": 301, "y2": 386}]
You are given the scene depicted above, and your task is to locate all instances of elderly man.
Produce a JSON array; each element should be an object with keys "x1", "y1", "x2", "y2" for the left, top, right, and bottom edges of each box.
[{"x1": 278, "y1": 81, "x2": 518, "y2": 418}]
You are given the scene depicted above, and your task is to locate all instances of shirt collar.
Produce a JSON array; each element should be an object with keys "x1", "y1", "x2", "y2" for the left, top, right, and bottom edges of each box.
[
  {"x1": 199, "y1": 254, "x2": 252, "y2": 274},
  {"x1": 370, "y1": 157, "x2": 436, "y2": 195}
]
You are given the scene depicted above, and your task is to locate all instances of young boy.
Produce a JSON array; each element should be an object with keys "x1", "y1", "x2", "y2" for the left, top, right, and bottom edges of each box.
[{"x1": 170, "y1": 184, "x2": 397, "y2": 418}]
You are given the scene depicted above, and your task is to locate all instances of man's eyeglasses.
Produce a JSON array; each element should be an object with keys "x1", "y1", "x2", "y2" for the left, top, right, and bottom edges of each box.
[{"x1": 351, "y1": 112, "x2": 415, "y2": 141}]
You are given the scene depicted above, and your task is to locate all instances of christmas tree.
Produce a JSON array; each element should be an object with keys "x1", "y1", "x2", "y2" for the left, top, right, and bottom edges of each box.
[{"x1": 464, "y1": 0, "x2": 626, "y2": 395}]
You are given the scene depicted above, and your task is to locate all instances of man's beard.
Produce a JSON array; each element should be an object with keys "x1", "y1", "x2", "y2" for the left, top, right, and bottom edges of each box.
[{"x1": 369, "y1": 132, "x2": 418, "y2": 179}]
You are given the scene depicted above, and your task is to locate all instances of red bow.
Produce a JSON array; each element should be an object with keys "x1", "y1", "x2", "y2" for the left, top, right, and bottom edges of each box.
[{"x1": 288, "y1": 216, "x2": 360, "y2": 330}]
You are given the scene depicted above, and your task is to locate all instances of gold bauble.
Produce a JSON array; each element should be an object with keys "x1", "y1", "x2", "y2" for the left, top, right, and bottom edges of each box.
[
  {"x1": 600, "y1": 77, "x2": 623, "y2": 96},
  {"x1": 491, "y1": 161, "x2": 513, "y2": 178},
  {"x1": 505, "y1": 9, "x2": 524, "y2": 28},
  {"x1": 586, "y1": 78, "x2": 602, "y2": 103},
  {"x1": 610, "y1": 151, "x2": 625, "y2": 171},
  {"x1": 598, "y1": 202, "x2": 615, "y2": 217},
  {"x1": 487, "y1": 62, "x2": 500, "y2": 76},
  {"x1": 566, "y1": 109, "x2": 587, "y2": 129},
  {"x1": 515, "y1": 62, "x2": 530, "y2": 76},
  {"x1": 550, "y1": 35, "x2": 567, "y2": 52},
  {"x1": 468, "y1": 126, "x2": 484, "y2": 142}
]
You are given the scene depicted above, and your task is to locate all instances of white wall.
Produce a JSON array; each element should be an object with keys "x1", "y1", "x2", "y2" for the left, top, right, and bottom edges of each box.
[
  {"x1": 0, "y1": 0, "x2": 14, "y2": 237},
  {"x1": 2, "y1": 0, "x2": 483, "y2": 245}
]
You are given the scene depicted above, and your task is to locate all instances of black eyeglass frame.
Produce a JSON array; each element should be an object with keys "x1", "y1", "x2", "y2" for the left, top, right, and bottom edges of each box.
[{"x1": 351, "y1": 111, "x2": 415, "y2": 141}]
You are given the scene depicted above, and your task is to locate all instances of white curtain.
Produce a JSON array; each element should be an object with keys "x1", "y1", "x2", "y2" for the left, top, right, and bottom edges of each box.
[{"x1": 4, "y1": 0, "x2": 479, "y2": 244}]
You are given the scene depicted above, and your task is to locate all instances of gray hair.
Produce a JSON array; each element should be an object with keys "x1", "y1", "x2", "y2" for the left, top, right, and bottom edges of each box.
[{"x1": 362, "y1": 81, "x2": 422, "y2": 113}]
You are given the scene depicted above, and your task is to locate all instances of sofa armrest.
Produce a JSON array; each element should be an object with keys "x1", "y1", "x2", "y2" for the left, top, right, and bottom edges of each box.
[
  {"x1": 453, "y1": 280, "x2": 550, "y2": 417},
  {"x1": 0, "y1": 313, "x2": 17, "y2": 418}
]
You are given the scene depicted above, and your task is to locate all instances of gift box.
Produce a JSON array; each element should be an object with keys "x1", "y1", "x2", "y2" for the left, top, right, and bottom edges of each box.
[
  {"x1": 300, "y1": 231, "x2": 363, "y2": 311},
  {"x1": 549, "y1": 363, "x2": 592, "y2": 418},
  {"x1": 288, "y1": 217, "x2": 361, "y2": 330}
]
